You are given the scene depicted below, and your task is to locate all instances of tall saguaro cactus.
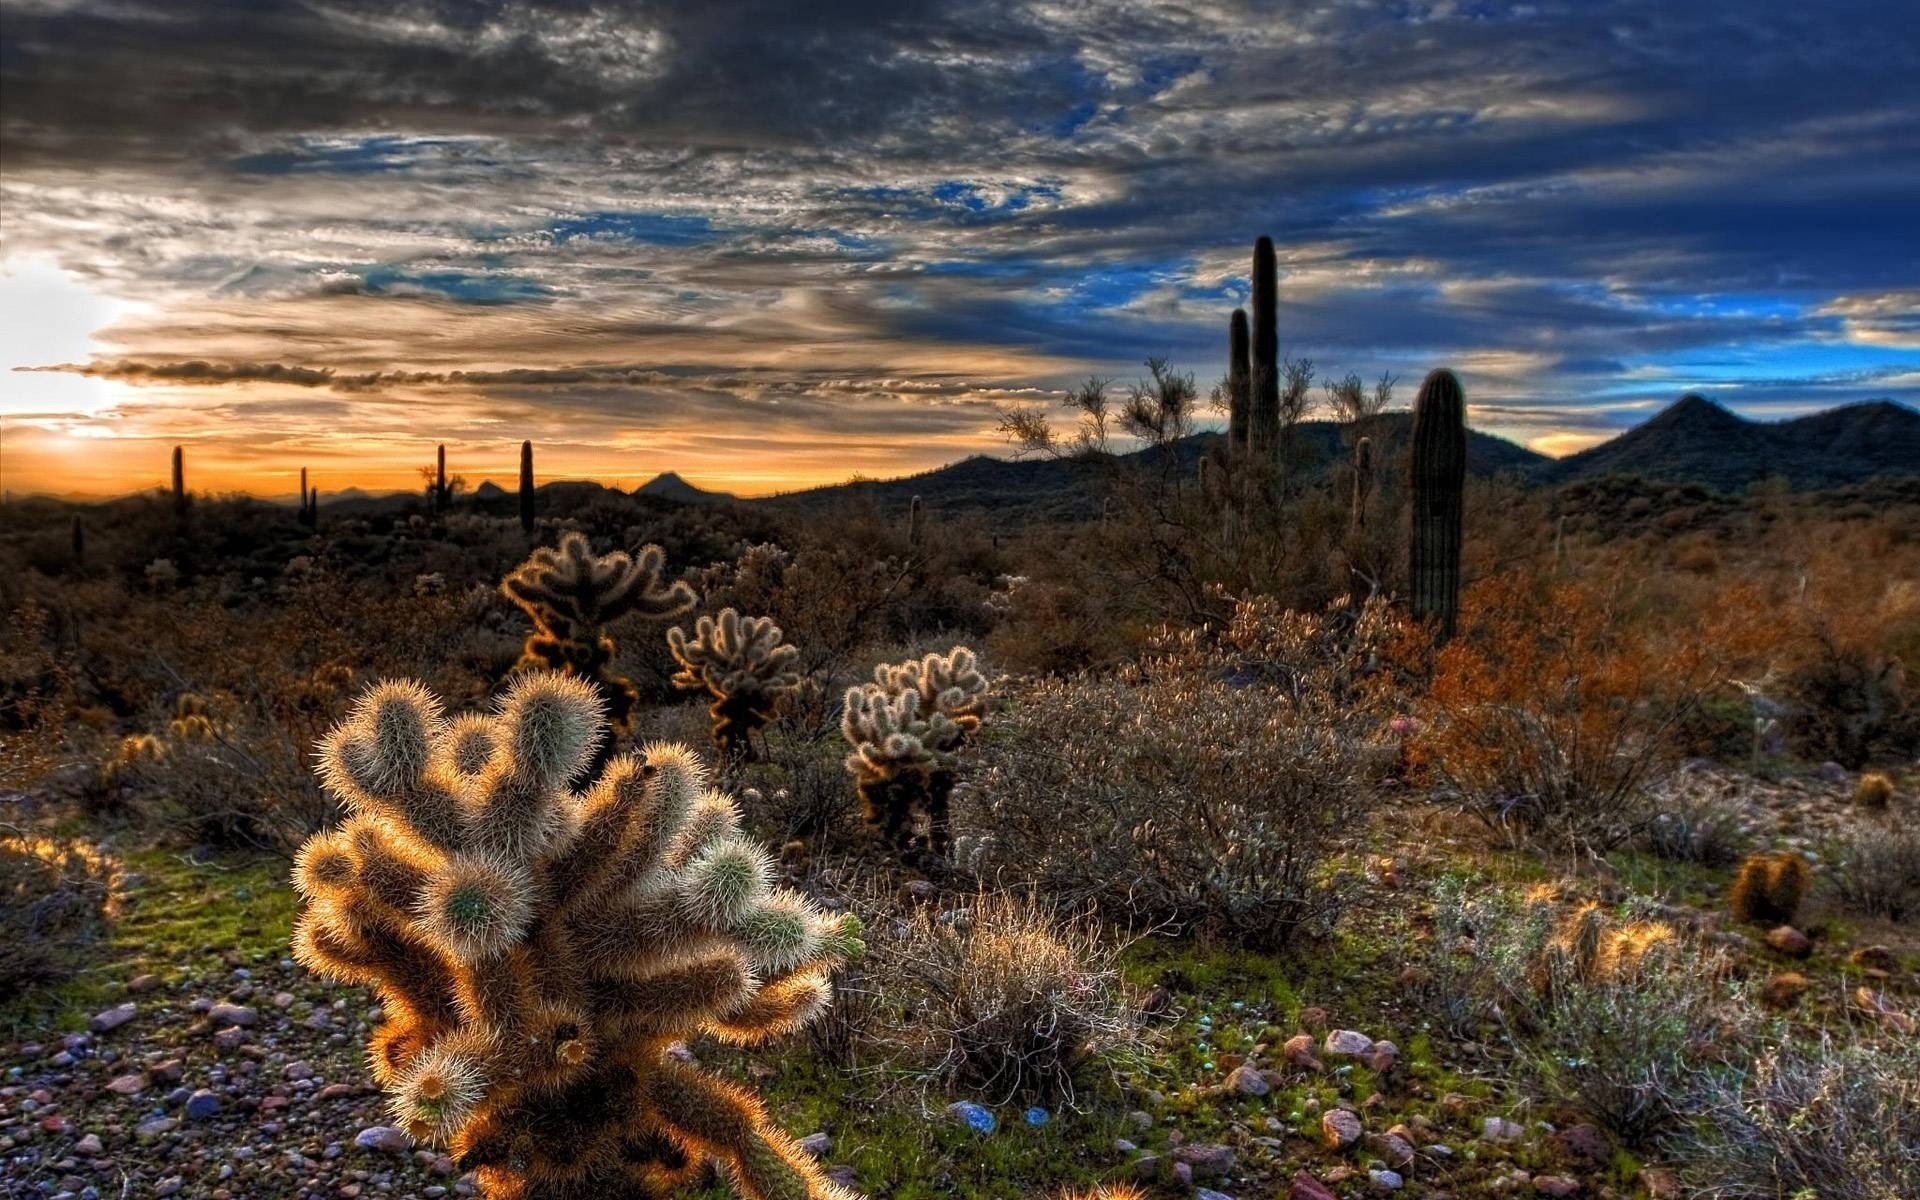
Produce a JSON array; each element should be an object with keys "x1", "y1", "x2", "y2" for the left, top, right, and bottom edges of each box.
[
  {"x1": 171, "y1": 446, "x2": 187, "y2": 516},
  {"x1": 907, "y1": 495, "x2": 923, "y2": 549},
  {"x1": 436, "y1": 444, "x2": 449, "y2": 514},
  {"x1": 1248, "y1": 237, "x2": 1280, "y2": 463},
  {"x1": 295, "y1": 675, "x2": 864, "y2": 1200},
  {"x1": 519, "y1": 441, "x2": 536, "y2": 534},
  {"x1": 1226, "y1": 308, "x2": 1250, "y2": 459},
  {"x1": 1409, "y1": 369, "x2": 1467, "y2": 642},
  {"x1": 1350, "y1": 436, "x2": 1374, "y2": 532}
]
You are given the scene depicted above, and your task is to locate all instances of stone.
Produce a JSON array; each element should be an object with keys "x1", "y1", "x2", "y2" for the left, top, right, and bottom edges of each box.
[
  {"x1": 1368, "y1": 1131, "x2": 1415, "y2": 1168},
  {"x1": 1299, "y1": 1006, "x2": 1328, "y2": 1031},
  {"x1": 1321, "y1": 1108, "x2": 1363, "y2": 1149},
  {"x1": 213, "y1": 1026, "x2": 248, "y2": 1051},
  {"x1": 105, "y1": 1072, "x2": 147, "y2": 1096},
  {"x1": 150, "y1": 1059, "x2": 185, "y2": 1084},
  {"x1": 1324, "y1": 1029, "x2": 1374, "y2": 1058},
  {"x1": 1550, "y1": 1123, "x2": 1609, "y2": 1163},
  {"x1": 354, "y1": 1125, "x2": 413, "y2": 1154},
  {"x1": 208, "y1": 1003, "x2": 257, "y2": 1028},
  {"x1": 1290, "y1": 1173, "x2": 1339, "y2": 1200},
  {"x1": 1368, "y1": 1040, "x2": 1400, "y2": 1073},
  {"x1": 1534, "y1": 1176, "x2": 1581, "y2": 1197},
  {"x1": 946, "y1": 1101, "x2": 996, "y2": 1134},
  {"x1": 185, "y1": 1089, "x2": 222, "y2": 1119},
  {"x1": 1224, "y1": 1065, "x2": 1270, "y2": 1097},
  {"x1": 127, "y1": 974, "x2": 162, "y2": 993},
  {"x1": 74, "y1": 1133, "x2": 103, "y2": 1156},
  {"x1": 1369, "y1": 1169, "x2": 1404, "y2": 1192},
  {"x1": 1818, "y1": 761, "x2": 1848, "y2": 784},
  {"x1": 134, "y1": 1117, "x2": 178, "y2": 1140},
  {"x1": 797, "y1": 1132, "x2": 830, "y2": 1158},
  {"x1": 1132, "y1": 1153, "x2": 1162, "y2": 1182},
  {"x1": 87, "y1": 1004, "x2": 136, "y2": 1033},
  {"x1": 1765, "y1": 926, "x2": 1811, "y2": 958},
  {"x1": 1174, "y1": 1143, "x2": 1236, "y2": 1178},
  {"x1": 1283, "y1": 1033, "x2": 1324, "y2": 1071},
  {"x1": 1196, "y1": 1191, "x2": 1236, "y2": 1200},
  {"x1": 1482, "y1": 1116, "x2": 1525, "y2": 1143}
]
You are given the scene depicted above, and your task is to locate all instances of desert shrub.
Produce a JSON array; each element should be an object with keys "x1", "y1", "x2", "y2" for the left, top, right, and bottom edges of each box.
[
  {"x1": 866, "y1": 891, "x2": 1142, "y2": 1106},
  {"x1": 1826, "y1": 825, "x2": 1920, "y2": 923},
  {"x1": 965, "y1": 597, "x2": 1392, "y2": 948},
  {"x1": 1670, "y1": 1035, "x2": 1920, "y2": 1199},
  {"x1": 1642, "y1": 770, "x2": 1754, "y2": 866},
  {"x1": 984, "y1": 573, "x2": 1129, "y2": 676},
  {"x1": 1425, "y1": 879, "x2": 1744, "y2": 1146},
  {"x1": 1415, "y1": 571, "x2": 1769, "y2": 855},
  {"x1": 1729, "y1": 852, "x2": 1811, "y2": 926},
  {"x1": 0, "y1": 834, "x2": 118, "y2": 1004}
]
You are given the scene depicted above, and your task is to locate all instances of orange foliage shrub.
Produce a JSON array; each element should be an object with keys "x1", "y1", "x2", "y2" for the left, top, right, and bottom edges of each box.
[{"x1": 1414, "y1": 569, "x2": 1777, "y2": 852}]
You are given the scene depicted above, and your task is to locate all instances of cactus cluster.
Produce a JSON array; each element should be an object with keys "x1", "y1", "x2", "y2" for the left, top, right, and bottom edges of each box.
[
  {"x1": 502, "y1": 533, "x2": 696, "y2": 757},
  {"x1": 1729, "y1": 851, "x2": 1810, "y2": 926},
  {"x1": 840, "y1": 647, "x2": 989, "y2": 859},
  {"x1": 667, "y1": 609, "x2": 803, "y2": 762},
  {"x1": 294, "y1": 674, "x2": 863, "y2": 1200}
]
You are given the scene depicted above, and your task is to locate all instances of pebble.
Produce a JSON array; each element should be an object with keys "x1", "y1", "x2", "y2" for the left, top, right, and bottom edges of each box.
[
  {"x1": 354, "y1": 1126, "x2": 413, "y2": 1154},
  {"x1": 208, "y1": 1003, "x2": 258, "y2": 1028},
  {"x1": 1482, "y1": 1116, "x2": 1525, "y2": 1143},
  {"x1": 74, "y1": 1133, "x2": 103, "y2": 1156},
  {"x1": 797, "y1": 1132, "x2": 830, "y2": 1158},
  {"x1": 185, "y1": 1088, "x2": 222, "y2": 1119},
  {"x1": 1324, "y1": 1029, "x2": 1375, "y2": 1058},
  {"x1": 1322, "y1": 1108, "x2": 1363, "y2": 1148},
  {"x1": 87, "y1": 1004, "x2": 136, "y2": 1033},
  {"x1": 946, "y1": 1101, "x2": 996, "y2": 1134},
  {"x1": 1224, "y1": 1064, "x2": 1270, "y2": 1097},
  {"x1": 1290, "y1": 1173, "x2": 1339, "y2": 1200},
  {"x1": 1370, "y1": 1168, "x2": 1404, "y2": 1191}
]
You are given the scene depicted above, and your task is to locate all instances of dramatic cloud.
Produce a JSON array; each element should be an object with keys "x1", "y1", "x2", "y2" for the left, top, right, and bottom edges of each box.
[{"x1": 1, "y1": 0, "x2": 1915, "y2": 495}]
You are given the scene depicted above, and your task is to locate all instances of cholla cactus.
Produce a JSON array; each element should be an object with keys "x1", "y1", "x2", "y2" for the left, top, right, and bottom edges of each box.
[
  {"x1": 840, "y1": 647, "x2": 989, "y2": 859},
  {"x1": 293, "y1": 673, "x2": 864, "y2": 1200},
  {"x1": 502, "y1": 532, "x2": 695, "y2": 752},
  {"x1": 667, "y1": 609, "x2": 802, "y2": 762}
]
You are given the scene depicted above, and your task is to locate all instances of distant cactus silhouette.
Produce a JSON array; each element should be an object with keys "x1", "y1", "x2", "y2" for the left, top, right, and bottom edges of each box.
[
  {"x1": 1248, "y1": 238, "x2": 1279, "y2": 463},
  {"x1": 171, "y1": 446, "x2": 187, "y2": 516},
  {"x1": 436, "y1": 444, "x2": 449, "y2": 514},
  {"x1": 502, "y1": 532, "x2": 695, "y2": 757},
  {"x1": 667, "y1": 609, "x2": 802, "y2": 762},
  {"x1": 294, "y1": 674, "x2": 863, "y2": 1200},
  {"x1": 1729, "y1": 851, "x2": 1810, "y2": 926},
  {"x1": 907, "y1": 495, "x2": 924, "y2": 549},
  {"x1": 1409, "y1": 368, "x2": 1466, "y2": 641},
  {"x1": 519, "y1": 441, "x2": 535, "y2": 534},
  {"x1": 841, "y1": 647, "x2": 989, "y2": 859},
  {"x1": 1351, "y1": 436, "x2": 1374, "y2": 532},
  {"x1": 1226, "y1": 307, "x2": 1250, "y2": 460}
]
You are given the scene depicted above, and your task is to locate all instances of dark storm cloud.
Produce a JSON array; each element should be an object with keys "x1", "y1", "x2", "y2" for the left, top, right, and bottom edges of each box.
[{"x1": 3, "y1": 0, "x2": 1917, "y2": 488}]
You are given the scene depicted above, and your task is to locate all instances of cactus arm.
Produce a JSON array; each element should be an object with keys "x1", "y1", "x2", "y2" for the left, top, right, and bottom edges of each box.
[{"x1": 649, "y1": 1059, "x2": 852, "y2": 1200}]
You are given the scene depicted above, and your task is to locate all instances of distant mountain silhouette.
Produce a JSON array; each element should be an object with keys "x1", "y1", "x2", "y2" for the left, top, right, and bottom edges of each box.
[
  {"x1": 1540, "y1": 396, "x2": 1920, "y2": 490},
  {"x1": 634, "y1": 472, "x2": 734, "y2": 504}
]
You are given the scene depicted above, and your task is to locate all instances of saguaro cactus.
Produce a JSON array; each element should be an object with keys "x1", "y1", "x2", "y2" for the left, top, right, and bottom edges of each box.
[
  {"x1": 436, "y1": 445, "x2": 449, "y2": 514},
  {"x1": 906, "y1": 496, "x2": 923, "y2": 550},
  {"x1": 1248, "y1": 237, "x2": 1279, "y2": 463},
  {"x1": 841, "y1": 647, "x2": 989, "y2": 860},
  {"x1": 667, "y1": 609, "x2": 803, "y2": 762},
  {"x1": 1351, "y1": 436, "x2": 1374, "y2": 532},
  {"x1": 171, "y1": 446, "x2": 187, "y2": 516},
  {"x1": 294, "y1": 674, "x2": 864, "y2": 1200},
  {"x1": 519, "y1": 441, "x2": 536, "y2": 534},
  {"x1": 1227, "y1": 308, "x2": 1250, "y2": 459},
  {"x1": 1408, "y1": 368, "x2": 1466, "y2": 642},
  {"x1": 502, "y1": 532, "x2": 696, "y2": 752}
]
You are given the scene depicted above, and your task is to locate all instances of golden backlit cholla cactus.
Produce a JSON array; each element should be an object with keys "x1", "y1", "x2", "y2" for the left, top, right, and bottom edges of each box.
[
  {"x1": 293, "y1": 674, "x2": 864, "y2": 1200},
  {"x1": 667, "y1": 609, "x2": 803, "y2": 762},
  {"x1": 840, "y1": 647, "x2": 989, "y2": 859},
  {"x1": 502, "y1": 532, "x2": 696, "y2": 751}
]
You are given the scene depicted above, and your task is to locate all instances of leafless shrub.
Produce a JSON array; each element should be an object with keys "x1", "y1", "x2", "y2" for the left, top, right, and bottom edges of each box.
[
  {"x1": 1671, "y1": 1035, "x2": 1920, "y2": 1199},
  {"x1": 0, "y1": 832, "x2": 118, "y2": 1004},
  {"x1": 1826, "y1": 824, "x2": 1920, "y2": 923},
  {"x1": 865, "y1": 891, "x2": 1144, "y2": 1107},
  {"x1": 1642, "y1": 770, "x2": 1755, "y2": 866}
]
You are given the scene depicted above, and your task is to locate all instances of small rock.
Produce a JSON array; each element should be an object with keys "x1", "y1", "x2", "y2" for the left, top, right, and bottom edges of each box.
[
  {"x1": 208, "y1": 1003, "x2": 257, "y2": 1028},
  {"x1": 74, "y1": 1133, "x2": 103, "y2": 1156},
  {"x1": 946, "y1": 1101, "x2": 995, "y2": 1134},
  {"x1": 1290, "y1": 1173, "x2": 1339, "y2": 1200},
  {"x1": 1550, "y1": 1123, "x2": 1609, "y2": 1163},
  {"x1": 1482, "y1": 1116, "x2": 1525, "y2": 1143},
  {"x1": 1173, "y1": 1143, "x2": 1235, "y2": 1178},
  {"x1": 1196, "y1": 1191, "x2": 1236, "y2": 1200},
  {"x1": 1024, "y1": 1106, "x2": 1050, "y2": 1126},
  {"x1": 1818, "y1": 761, "x2": 1848, "y2": 784},
  {"x1": 1370, "y1": 1169, "x2": 1404, "y2": 1192},
  {"x1": 127, "y1": 974, "x2": 162, "y2": 993},
  {"x1": 797, "y1": 1132, "x2": 830, "y2": 1158},
  {"x1": 1133, "y1": 1152, "x2": 1162, "y2": 1182},
  {"x1": 1283, "y1": 1033, "x2": 1324, "y2": 1071},
  {"x1": 185, "y1": 1089, "x2": 222, "y2": 1120},
  {"x1": 1324, "y1": 1029, "x2": 1375, "y2": 1059},
  {"x1": 134, "y1": 1116, "x2": 178, "y2": 1139},
  {"x1": 87, "y1": 1004, "x2": 136, "y2": 1033},
  {"x1": 1368, "y1": 1131, "x2": 1415, "y2": 1168},
  {"x1": 150, "y1": 1059, "x2": 185, "y2": 1084},
  {"x1": 1534, "y1": 1176, "x2": 1581, "y2": 1197},
  {"x1": 1299, "y1": 1006, "x2": 1328, "y2": 1031},
  {"x1": 1322, "y1": 1108, "x2": 1363, "y2": 1149},
  {"x1": 105, "y1": 1072, "x2": 147, "y2": 1096},
  {"x1": 1765, "y1": 926, "x2": 1811, "y2": 958},
  {"x1": 1368, "y1": 1040, "x2": 1400, "y2": 1073},
  {"x1": 1224, "y1": 1065, "x2": 1270, "y2": 1097},
  {"x1": 354, "y1": 1125, "x2": 413, "y2": 1154}
]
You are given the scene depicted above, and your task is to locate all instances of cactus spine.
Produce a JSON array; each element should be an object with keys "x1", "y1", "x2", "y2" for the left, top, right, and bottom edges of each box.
[
  {"x1": 841, "y1": 647, "x2": 989, "y2": 861},
  {"x1": 295, "y1": 675, "x2": 864, "y2": 1200},
  {"x1": 171, "y1": 446, "x2": 187, "y2": 516},
  {"x1": 501, "y1": 532, "x2": 695, "y2": 758},
  {"x1": 1409, "y1": 368, "x2": 1466, "y2": 642},
  {"x1": 1248, "y1": 237, "x2": 1279, "y2": 464},
  {"x1": 1226, "y1": 307, "x2": 1250, "y2": 459},
  {"x1": 667, "y1": 609, "x2": 803, "y2": 762},
  {"x1": 519, "y1": 440, "x2": 535, "y2": 535}
]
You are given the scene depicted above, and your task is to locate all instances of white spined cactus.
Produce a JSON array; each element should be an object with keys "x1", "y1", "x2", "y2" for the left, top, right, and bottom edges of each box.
[
  {"x1": 840, "y1": 646, "x2": 990, "y2": 860},
  {"x1": 293, "y1": 671, "x2": 864, "y2": 1200},
  {"x1": 667, "y1": 608, "x2": 804, "y2": 761}
]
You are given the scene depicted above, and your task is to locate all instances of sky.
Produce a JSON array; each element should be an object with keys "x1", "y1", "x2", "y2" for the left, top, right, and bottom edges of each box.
[{"x1": 2, "y1": 0, "x2": 1917, "y2": 499}]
